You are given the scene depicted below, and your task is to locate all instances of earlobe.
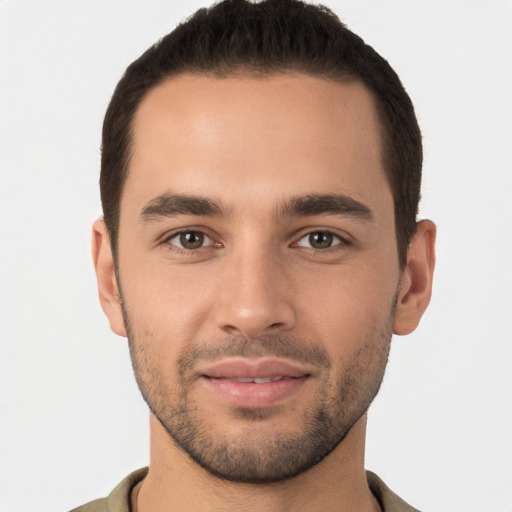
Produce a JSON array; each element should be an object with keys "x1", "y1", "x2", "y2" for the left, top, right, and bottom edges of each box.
[
  {"x1": 393, "y1": 220, "x2": 436, "y2": 336},
  {"x1": 91, "y1": 219, "x2": 127, "y2": 337}
]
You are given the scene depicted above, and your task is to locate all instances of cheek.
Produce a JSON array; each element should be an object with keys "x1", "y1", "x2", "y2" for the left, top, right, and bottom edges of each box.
[
  {"x1": 120, "y1": 260, "x2": 218, "y2": 343},
  {"x1": 294, "y1": 262, "x2": 398, "y2": 345}
]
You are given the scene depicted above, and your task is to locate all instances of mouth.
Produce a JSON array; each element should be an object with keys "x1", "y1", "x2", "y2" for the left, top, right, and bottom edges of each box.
[
  {"x1": 220, "y1": 376, "x2": 288, "y2": 383},
  {"x1": 199, "y1": 358, "x2": 311, "y2": 409}
]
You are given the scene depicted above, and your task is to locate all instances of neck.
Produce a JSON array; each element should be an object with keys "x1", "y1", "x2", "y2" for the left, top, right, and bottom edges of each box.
[{"x1": 135, "y1": 414, "x2": 380, "y2": 512}]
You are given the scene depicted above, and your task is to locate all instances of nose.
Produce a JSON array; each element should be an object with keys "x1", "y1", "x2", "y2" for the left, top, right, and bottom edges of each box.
[{"x1": 213, "y1": 249, "x2": 296, "y2": 339}]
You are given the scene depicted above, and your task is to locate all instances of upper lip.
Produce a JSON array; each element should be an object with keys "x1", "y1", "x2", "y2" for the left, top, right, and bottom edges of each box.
[{"x1": 199, "y1": 358, "x2": 312, "y2": 379}]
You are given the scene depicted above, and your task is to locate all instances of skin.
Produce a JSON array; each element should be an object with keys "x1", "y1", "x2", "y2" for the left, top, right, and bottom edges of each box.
[{"x1": 93, "y1": 73, "x2": 436, "y2": 512}]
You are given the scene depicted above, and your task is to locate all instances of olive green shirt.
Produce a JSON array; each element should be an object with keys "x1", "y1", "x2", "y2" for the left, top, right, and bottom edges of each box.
[{"x1": 70, "y1": 468, "x2": 420, "y2": 512}]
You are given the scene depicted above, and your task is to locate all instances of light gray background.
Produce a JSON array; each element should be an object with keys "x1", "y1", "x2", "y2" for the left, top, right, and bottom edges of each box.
[{"x1": 1, "y1": 1, "x2": 511, "y2": 511}]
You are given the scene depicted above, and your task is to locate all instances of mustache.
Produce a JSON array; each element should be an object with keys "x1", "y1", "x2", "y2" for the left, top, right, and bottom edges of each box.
[{"x1": 178, "y1": 335, "x2": 332, "y2": 375}]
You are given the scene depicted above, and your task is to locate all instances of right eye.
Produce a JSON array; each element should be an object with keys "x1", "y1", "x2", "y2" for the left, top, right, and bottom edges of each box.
[{"x1": 166, "y1": 231, "x2": 215, "y2": 250}]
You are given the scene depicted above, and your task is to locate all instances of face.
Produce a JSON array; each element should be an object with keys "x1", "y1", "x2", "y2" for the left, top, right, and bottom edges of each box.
[{"x1": 109, "y1": 74, "x2": 406, "y2": 482}]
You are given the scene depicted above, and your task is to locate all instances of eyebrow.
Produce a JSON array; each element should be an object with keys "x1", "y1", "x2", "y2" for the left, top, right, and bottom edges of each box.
[
  {"x1": 139, "y1": 192, "x2": 374, "y2": 223},
  {"x1": 276, "y1": 194, "x2": 374, "y2": 221},
  {"x1": 140, "y1": 193, "x2": 229, "y2": 222}
]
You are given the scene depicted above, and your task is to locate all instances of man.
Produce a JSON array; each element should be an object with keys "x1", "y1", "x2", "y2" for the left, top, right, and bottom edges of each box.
[{"x1": 75, "y1": 0, "x2": 435, "y2": 510}]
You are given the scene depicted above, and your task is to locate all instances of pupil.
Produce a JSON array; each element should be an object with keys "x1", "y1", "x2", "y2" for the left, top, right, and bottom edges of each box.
[
  {"x1": 310, "y1": 232, "x2": 332, "y2": 249},
  {"x1": 180, "y1": 232, "x2": 204, "y2": 249}
]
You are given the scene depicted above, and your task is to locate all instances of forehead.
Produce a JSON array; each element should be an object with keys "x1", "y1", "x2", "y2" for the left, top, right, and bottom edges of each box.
[{"x1": 124, "y1": 73, "x2": 390, "y2": 219}]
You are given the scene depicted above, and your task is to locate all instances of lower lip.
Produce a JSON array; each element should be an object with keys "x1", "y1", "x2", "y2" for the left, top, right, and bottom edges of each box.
[{"x1": 202, "y1": 376, "x2": 309, "y2": 409}]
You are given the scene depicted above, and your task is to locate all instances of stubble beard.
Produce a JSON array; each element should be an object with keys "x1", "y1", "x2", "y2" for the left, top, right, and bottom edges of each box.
[{"x1": 122, "y1": 305, "x2": 394, "y2": 484}]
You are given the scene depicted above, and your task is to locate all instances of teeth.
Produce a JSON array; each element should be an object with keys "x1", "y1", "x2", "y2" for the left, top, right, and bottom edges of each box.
[
  {"x1": 254, "y1": 377, "x2": 281, "y2": 383},
  {"x1": 228, "y1": 377, "x2": 284, "y2": 383}
]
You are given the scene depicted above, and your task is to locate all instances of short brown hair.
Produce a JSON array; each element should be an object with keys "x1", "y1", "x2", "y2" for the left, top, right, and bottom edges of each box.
[{"x1": 101, "y1": 0, "x2": 422, "y2": 267}]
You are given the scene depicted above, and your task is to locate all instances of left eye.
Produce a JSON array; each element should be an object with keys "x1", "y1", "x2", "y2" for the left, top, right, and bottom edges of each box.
[
  {"x1": 167, "y1": 231, "x2": 214, "y2": 250},
  {"x1": 296, "y1": 231, "x2": 344, "y2": 249}
]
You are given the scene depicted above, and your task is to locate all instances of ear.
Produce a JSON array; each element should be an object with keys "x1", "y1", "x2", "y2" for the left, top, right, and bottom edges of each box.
[
  {"x1": 91, "y1": 218, "x2": 127, "y2": 337},
  {"x1": 393, "y1": 220, "x2": 436, "y2": 335}
]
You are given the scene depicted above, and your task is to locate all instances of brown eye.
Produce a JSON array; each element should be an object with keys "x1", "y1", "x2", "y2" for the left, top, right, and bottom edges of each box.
[
  {"x1": 296, "y1": 231, "x2": 344, "y2": 249},
  {"x1": 180, "y1": 232, "x2": 204, "y2": 249},
  {"x1": 168, "y1": 231, "x2": 212, "y2": 250},
  {"x1": 309, "y1": 232, "x2": 333, "y2": 249}
]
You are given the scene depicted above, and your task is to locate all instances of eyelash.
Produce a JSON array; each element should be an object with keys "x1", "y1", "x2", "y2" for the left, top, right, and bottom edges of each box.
[
  {"x1": 162, "y1": 228, "x2": 350, "y2": 254},
  {"x1": 294, "y1": 230, "x2": 348, "y2": 251},
  {"x1": 164, "y1": 230, "x2": 220, "y2": 254}
]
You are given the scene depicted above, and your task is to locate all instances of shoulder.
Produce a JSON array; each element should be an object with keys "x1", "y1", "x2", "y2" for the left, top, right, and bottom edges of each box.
[
  {"x1": 69, "y1": 467, "x2": 148, "y2": 512},
  {"x1": 366, "y1": 470, "x2": 421, "y2": 512},
  {"x1": 69, "y1": 497, "x2": 108, "y2": 512}
]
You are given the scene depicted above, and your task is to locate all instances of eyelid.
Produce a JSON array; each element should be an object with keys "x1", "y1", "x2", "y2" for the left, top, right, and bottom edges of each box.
[
  {"x1": 298, "y1": 232, "x2": 342, "y2": 249},
  {"x1": 292, "y1": 228, "x2": 351, "y2": 248},
  {"x1": 169, "y1": 231, "x2": 213, "y2": 248},
  {"x1": 161, "y1": 227, "x2": 222, "y2": 250},
  {"x1": 158, "y1": 226, "x2": 352, "y2": 252}
]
